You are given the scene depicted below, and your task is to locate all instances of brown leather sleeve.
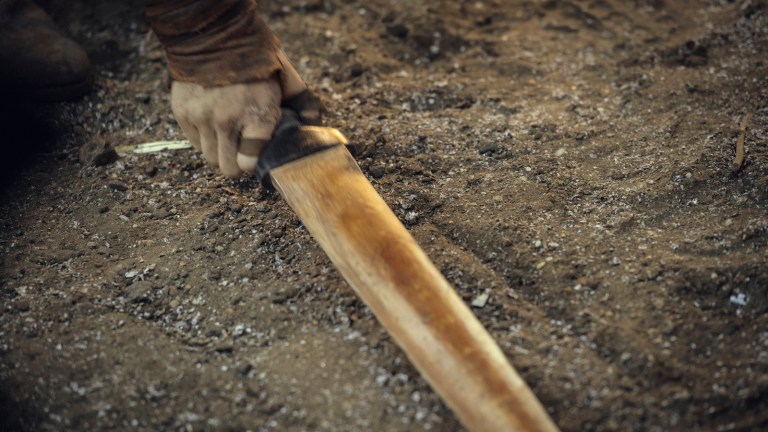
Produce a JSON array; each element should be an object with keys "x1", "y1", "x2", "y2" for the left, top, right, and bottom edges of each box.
[{"x1": 143, "y1": 0, "x2": 281, "y2": 86}]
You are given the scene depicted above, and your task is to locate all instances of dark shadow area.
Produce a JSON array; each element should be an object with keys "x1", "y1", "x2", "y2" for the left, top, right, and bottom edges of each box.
[
  {"x1": 0, "y1": 381, "x2": 34, "y2": 432},
  {"x1": 0, "y1": 96, "x2": 59, "y2": 188}
]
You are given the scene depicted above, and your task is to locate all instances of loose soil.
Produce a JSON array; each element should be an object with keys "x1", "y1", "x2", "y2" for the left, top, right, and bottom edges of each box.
[{"x1": 1, "y1": 1, "x2": 767, "y2": 431}]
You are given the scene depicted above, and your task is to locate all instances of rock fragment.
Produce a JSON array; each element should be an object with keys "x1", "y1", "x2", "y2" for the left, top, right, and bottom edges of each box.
[{"x1": 79, "y1": 136, "x2": 118, "y2": 167}]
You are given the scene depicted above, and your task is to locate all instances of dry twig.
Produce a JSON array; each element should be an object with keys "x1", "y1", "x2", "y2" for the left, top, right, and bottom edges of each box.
[{"x1": 731, "y1": 113, "x2": 750, "y2": 173}]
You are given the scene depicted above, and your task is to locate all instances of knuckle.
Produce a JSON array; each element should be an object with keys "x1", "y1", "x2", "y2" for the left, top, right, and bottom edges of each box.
[
  {"x1": 213, "y1": 116, "x2": 235, "y2": 131},
  {"x1": 170, "y1": 100, "x2": 189, "y2": 118}
]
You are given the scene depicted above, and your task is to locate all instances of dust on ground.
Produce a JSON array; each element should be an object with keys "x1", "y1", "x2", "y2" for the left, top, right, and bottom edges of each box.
[{"x1": 1, "y1": 1, "x2": 767, "y2": 431}]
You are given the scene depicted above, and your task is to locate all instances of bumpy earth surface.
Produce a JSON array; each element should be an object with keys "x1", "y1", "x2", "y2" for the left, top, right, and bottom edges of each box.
[{"x1": 1, "y1": 0, "x2": 767, "y2": 431}]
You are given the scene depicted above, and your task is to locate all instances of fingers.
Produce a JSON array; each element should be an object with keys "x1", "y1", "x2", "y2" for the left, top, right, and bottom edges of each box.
[
  {"x1": 175, "y1": 116, "x2": 201, "y2": 151},
  {"x1": 170, "y1": 82, "x2": 202, "y2": 151},
  {"x1": 237, "y1": 137, "x2": 269, "y2": 173},
  {"x1": 217, "y1": 120, "x2": 241, "y2": 178},
  {"x1": 170, "y1": 80, "x2": 283, "y2": 178},
  {"x1": 238, "y1": 113, "x2": 279, "y2": 173},
  {"x1": 236, "y1": 81, "x2": 281, "y2": 173},
  {"x1": 198, "y1": 123, "x2": 219, "y2": 168}
]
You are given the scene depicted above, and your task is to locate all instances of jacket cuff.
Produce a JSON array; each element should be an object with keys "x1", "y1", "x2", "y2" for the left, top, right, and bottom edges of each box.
[{"x1": 144, "y1": 0, "x2": 281, "y2": 86}]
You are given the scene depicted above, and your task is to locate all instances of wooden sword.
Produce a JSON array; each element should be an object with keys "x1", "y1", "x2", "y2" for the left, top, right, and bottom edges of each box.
[{"x1": 255, "y1": 111, "x2": 559, "y2": 432}]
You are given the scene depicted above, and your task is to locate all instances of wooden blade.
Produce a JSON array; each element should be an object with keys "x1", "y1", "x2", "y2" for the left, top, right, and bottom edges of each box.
[{"x1": 270, "y1": 145, "x2": 559, "y2": 432}]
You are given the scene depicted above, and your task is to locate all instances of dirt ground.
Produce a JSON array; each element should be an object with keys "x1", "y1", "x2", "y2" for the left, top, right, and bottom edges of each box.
[{"x1": 1, "y1": 0, "x2": 767, "y2": 431}]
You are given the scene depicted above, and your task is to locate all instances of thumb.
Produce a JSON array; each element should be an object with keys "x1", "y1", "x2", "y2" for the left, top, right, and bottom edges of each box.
[
  {"x1": 276, "y1": 50, "x2": 324, "y2": 126},
  {"x1": 276, "y1": 49, "x2": 308, "y2": 99},
  {"x1": 237, "y1": 111, "x2": 280, "y2": 173}
]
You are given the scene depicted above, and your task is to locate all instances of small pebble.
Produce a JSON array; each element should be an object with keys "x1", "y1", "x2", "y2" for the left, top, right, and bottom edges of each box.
[
  {"x1": 479, "y1": 144, "x2": 501, "y2": 155},
  {"x1": 375, "y1": 374, "x2": 388, "y2": 386},
  {"x1": 369, "y1": 165, "x2": 386, "y2": 179},
  {"x1": 108, "y1": 182, "x2": 128, "y2": 192},
  {"x1": 126, "y1": 281, "x2": 152, "y2": 304},
  {"x1": 144, "y1": 164, "x2": 158, "y2": 177},
  {"x1": 153, "y1": 208, "x2": 172, "y2": 219},
  {"x1": 79, "y1": 137, "x2": 117, "y2": 167},
  {"x1": 729, "y1": 293, "x2": 747, "y2": 306},
  {"x1": 386, "y1": 24, "x2": 409, "y2": 39},
  {"x1": 471, "y1": 291, "x2": 490, "y2": 308},
  {"x1": 349, "y1": 63, "x2": 366, "y2": 78}
]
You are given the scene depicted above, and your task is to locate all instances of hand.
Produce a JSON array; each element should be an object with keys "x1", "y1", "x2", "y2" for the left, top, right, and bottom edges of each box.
[
  {"x1": 170, "y1": 79, "x2": 281, "y2": 178},
  {"x1": 170, "y1": 51, "x2": 323, "y2": 178}
]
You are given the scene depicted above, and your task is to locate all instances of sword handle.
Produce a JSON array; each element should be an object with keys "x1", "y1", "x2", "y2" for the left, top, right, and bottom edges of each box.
[{"x1": 256, "y1": 109, "x2": 349, "y2": 188}]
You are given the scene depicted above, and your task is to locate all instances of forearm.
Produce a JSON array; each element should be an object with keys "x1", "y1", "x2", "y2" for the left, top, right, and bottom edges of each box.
[{"x1": 143, "y1": 0, "x2": 281, "y2": 86}]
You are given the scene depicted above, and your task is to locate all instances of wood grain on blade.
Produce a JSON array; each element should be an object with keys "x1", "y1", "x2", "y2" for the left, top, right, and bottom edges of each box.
[{"x1": 270, "y1": 146, "x2": 559, "y2": 432}]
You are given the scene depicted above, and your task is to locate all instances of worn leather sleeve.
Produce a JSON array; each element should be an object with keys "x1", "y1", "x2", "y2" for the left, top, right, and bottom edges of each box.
[{"x1": 143, "y1": 0, "x2": 281, "y2": 86}]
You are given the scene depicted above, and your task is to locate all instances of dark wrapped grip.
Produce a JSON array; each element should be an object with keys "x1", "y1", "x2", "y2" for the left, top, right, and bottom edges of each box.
[
  {"x1": 282, "y1": 90, "x2": 324, "y2": 126},
  {"x1": 256, "y1": 109, "x2": 349, "y2": 188}
]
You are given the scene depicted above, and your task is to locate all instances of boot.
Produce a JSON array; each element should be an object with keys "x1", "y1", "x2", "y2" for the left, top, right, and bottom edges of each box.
[{"x1": 0, "y1": 0, "x2": 92, "y2": 101}]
